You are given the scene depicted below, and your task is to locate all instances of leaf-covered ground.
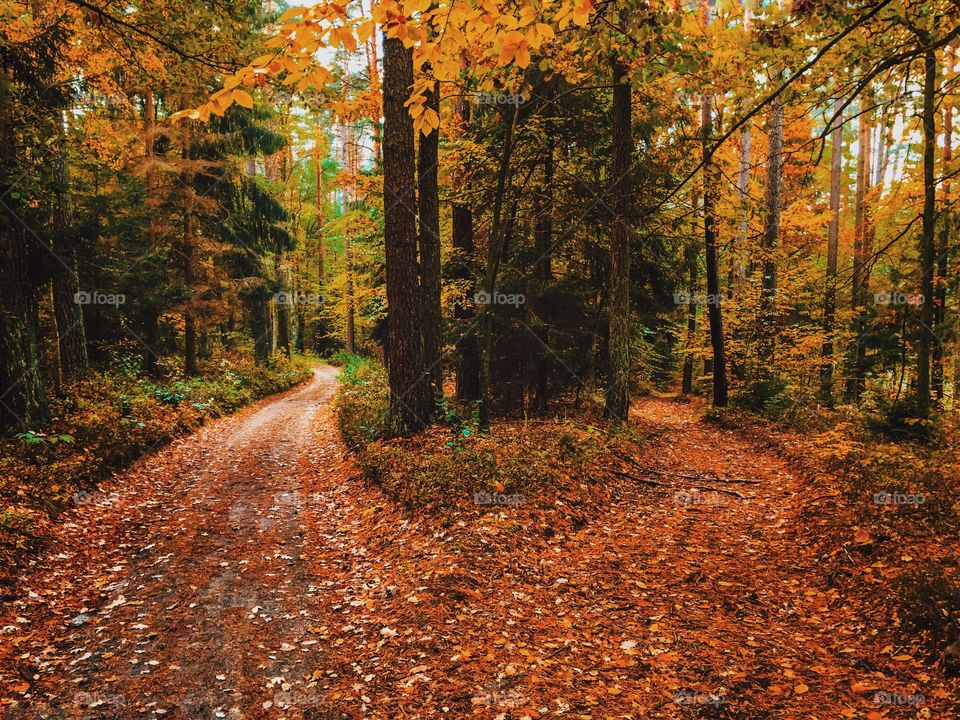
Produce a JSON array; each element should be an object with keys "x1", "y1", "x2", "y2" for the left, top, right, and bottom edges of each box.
[{"x1": 2, "y1": 369, "x2": 957, "y2": 719}]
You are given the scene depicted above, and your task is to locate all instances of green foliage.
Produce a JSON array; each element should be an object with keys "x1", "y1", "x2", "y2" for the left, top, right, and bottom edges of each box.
[
  {"x1": 334, "y1": 354, "x2": 389, "y2": 449},
  {"x1": 334, "y1": 358, "x2": 611, "y2": 510},
  {"x1": 865, "y1": 394, "x2": 936, "y2": 442},
  {"x1": 733, "y1": 368, "x2": 791, "y2": 417}
]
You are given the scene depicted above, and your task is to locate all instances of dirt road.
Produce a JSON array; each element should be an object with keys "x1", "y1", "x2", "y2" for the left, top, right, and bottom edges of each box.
[{"x1": 2, "y1": 375, "x2": 955, "y2": 719}]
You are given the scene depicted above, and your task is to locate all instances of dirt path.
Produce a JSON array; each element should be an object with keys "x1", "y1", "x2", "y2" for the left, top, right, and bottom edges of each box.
[
  {"x1": 3, "y1": 368, "x2": 351, "y2": 719},
  {"x1": 2, "y1": 386, "x2": 952, "y2": 719}
]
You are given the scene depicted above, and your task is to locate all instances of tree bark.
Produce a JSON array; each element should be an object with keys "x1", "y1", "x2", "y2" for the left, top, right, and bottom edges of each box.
[
  {"x1": 820, "y1": 100, "x2": 843, "y2": 404},
  {"x1": 451, "y1": 99, "x2": 480, "y2": 401},
  {"x1": 418, "y1": 78, "x2": 443, "y2": 400},
  {"x1": 604, "y1": 57, "x2": 632, "y2": 422},
  {"x1": 314, "y1": 122, "x2": 325, "y2": 285},
  {"x1": 51, "y1": 108, "x2": 88, "y2": 380},
  {"x1": 703, "y1": 95, "x2": 728, "y2": 407},
  {"x1": 179, "y1": 112, "x2": 198, "y2": 376},
  {"x1": 758, "y1": 94, "x2": 783, "y2": 364},
  {"x1": 847, "y1": 99, "x2": 872, "y2": 401},
  {"x1": 681, "y1": 248, "x2": 697, "y2": 395},
  {"x1": 918, "y1": 47, "x2": 937, "y2": 416},
  {"x1": 478, "y1": 104, "x2": 519, "y2": 429},
  {"x1": 383, "y1": 34, "x2": 431, "y2": 435},
  {"x1": 276, "y1": 259, "x2": 291, "y2": 357},
  {"x1": 933, "y1": 50, "x2": 953, "y2": 403},
  {"x1": 529, "y1": 137, "x2": 554, "y2": 415},
  {"x1": 0, "y1": 89, "x2": 48, "y2": 432},
  {"x1": 143, "y1": 89, "x2": 160, "y2": 376}
]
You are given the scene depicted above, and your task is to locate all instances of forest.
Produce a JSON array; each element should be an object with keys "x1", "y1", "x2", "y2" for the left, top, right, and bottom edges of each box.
[{"x1": 1, "y1": 0, "x2": 959, "y2": 718}]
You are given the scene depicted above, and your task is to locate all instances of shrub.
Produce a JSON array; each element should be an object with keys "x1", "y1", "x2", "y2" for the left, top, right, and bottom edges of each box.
[
  {"x1": 866, "y1": 394, "x2": 936, "y2": 442},
  {"x1": 335, "y1": 354, "x2": 388, "y2": 449},
  {"x1": 733, "y1": 367, "x2": 791, "y2": 416}
]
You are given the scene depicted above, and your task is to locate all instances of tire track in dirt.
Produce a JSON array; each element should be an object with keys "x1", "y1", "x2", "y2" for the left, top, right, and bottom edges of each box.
[{"x1": 3, "y1": 367, "x2": 349, "y2": 719}]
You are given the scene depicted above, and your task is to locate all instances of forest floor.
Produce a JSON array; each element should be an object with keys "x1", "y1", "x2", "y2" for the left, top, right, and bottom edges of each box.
[{"x1": 1, "y1": 367, "x2": 956, "y2": 719}]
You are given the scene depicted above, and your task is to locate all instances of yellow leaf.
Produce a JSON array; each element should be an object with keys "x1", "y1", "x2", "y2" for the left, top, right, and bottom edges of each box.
[
  {"x1": 339, "y1": 26, "x2": 358, "y2": 52},
  {"x1": 357, "y1": 19, "x2": 375, "y2": 43},
  {"x1": 794, "y1": 684, "x2": 809, "y2": 695},
  {"x1": 233, "y1": 89, "x2": 254, "y2": 109},
  {"x1": 277, "y1": 6, "x2": 307, "y2": 22}
]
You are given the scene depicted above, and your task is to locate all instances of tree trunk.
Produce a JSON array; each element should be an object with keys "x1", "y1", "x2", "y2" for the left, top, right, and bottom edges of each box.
[
  {"x1": 276, "y1": 258, "x2": 291, "y2": 357},
  {"x1": 703, "y1": 95, "x2": 728, "y2": 407},
  {"x1": 820, "y1": 100, "x2": 843, "y2": 404},
  {"x1": 345, "y1": 233, "x2": 355, "y2": 354},
  {"x1": 180, "y1": 113, "x2": 198, "y2": 376},
  {"x1": 604, "y1": 57, "x2": 632, "y2": 422},
  {"x1": 0, "y1": 93, "x2": 47, "y2": 432},
  {"x1": 847, "y1": 100, "x2": 872, "y2": 402},
  {"x1": 918, "y1": 47, "x2": 937, "y2": 416},
  {"x1": 758, "y1": 95, "x2": 783, "y2": 364},
  {"x1": 451, "y1": 99, "x2": 480, "y2": 401},
  {"x1": 51, "y1": 108, "x2": 88, "y2": 380},
  {"x1": 252, "y1": 294, "x2": 272, "y2": 365},
  {"x1": 529, "y1": 138, "x2": 554, "y2": 415},
  {"x1": 143, "y1": 89, "x2": 160, "y2": 376},
  {"x1": 933, "y1": 51, "x2": 953, "y2": 403},
  {"x1": 418, "y1": 79, "x2": 443, "y2": 400},
  {"x1": 314, "y1": 122, "x2": 325, "y2": 285},
  {"x1": 383, "y1": 34, "x2": 431, "y2": 435},
  {"x1": 681, "y1": 250, "x2": 697, "y2": 395},
  {"x1": 731, "y1": 118, "x2": 751, "y2": 295},
  {"x1": 478, "y1": 104, "x2": 519, "y2": 429}
]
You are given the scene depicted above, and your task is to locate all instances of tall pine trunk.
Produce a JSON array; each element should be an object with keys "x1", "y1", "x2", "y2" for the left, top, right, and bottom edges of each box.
[
  {"x1": 847, "y1": 101, "x2": 872, "y2": 401},
  {"x1": 314, "y1": 123, "x2": 325, "y2": 284},
  {"x1": 276, "y1": 259, "x2": 291, "y2": 357},
  {"x1": 681, "y1": 247, "x2": 697, "y2": 395},
  {"x1": 0, "y1": 89, "x2": 48, "y2": 432},
  {"x1": 142, "y1": 89, "x2": 161, "y2": 376},
  {"x1": 604, "y1": 57, "x2": 632, "y2": 422},
  {"x1": 478, "y1": 104, "x2": 519, "y2": 428},
  {"x1": 820, "y1": 100, "x2": 843, "y2": 403},
  {"x1": 383, "y1": 34, "x2": 431, "y2": 435},
  {"x1": 451, "y1": 99, "x2": 480, "y2": 401},
  {"x1": 758, "y1": 96, "x2": 783, "y2": 364},
  {"x1": 918, "y1": 47, "x2": 937, "y2": 416},
  {"x1": 418, "y1": 79, "x2": 443, "y2": 400},
  {"x1": 529, "y1": 138, "x2": 554, "y2": 415},
  {"x1": 933, "y1": 51, "x2": 953, "y2": 403},
  {"x1": 51, "y1": 108, "x2": 88, "y2": 380},
  {"x1": 179, "y1": 113, "x2": 198, "y2": 376},
  {"x1": 703, "y1": 95, "x2": 728, "y2": 407}
]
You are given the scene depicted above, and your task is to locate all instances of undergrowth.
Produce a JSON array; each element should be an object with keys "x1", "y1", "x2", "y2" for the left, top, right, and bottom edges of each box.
[{"x1": 335, "y1": 354, "x2": 618, "y2": 512}]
